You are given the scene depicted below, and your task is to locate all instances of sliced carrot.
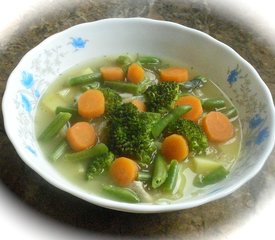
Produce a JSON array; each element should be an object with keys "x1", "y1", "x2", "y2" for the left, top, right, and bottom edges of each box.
[
  {"x1": 175, "y1": 95, "x2": 203, "y2": 122},
  {"x1": 66, "y1": 122, "x2": 97, "y2": 151},
  {"x1": 130, "y1": 99, "x2": 146, "y2": 112},
  {"x1": 127, "y1": 63, "x2": 145, "y2": 84},
  {"x1": 78, "y1": 89, "x2": 105, "y2": 118},
  {"x1": 100, "y1": 66, "x2": 124, "y2": 81},
  {"x1": 110, "y1": 157, "x2": 138, "y2": 186},
  {"x1": 201, "y1": 111, "x2": 234, "y2": 142},
  {"x1": 160, "y1": 67, "x2": 189, "y2": 83},
  {"x1": 161, "y1": 134, "x2": 189, "y2": 162}
]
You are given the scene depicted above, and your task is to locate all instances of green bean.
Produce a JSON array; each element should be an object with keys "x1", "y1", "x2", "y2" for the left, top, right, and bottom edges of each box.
[
  {"x1": 55, "y1": 106, "x2": 78, "y2": 117},
  {"x1": 224, "y1": 107, "x2": 238, "y2": 119},
  {"x1": 51, "y1": 140, "x2": 69, "y2": 162},
  {"x1": 138, "y1": 56, "x2": 161, "y2": 65},
  {"x1": 163, "y1": 160, "x2": 179, "y2": 193},
  {"x1": 152, "y1": 154, "x2": 168, "y2": 189},
  {"x1": 38, "y1": 112, "x2": 72, "y2": 141},
  {"x1": 65, "y1": 143, "x2": 109, "y2": 161},
  {"x1": 137, "y1": 171, "x2": 151, "y2": 182},
  {"x1": 102, "y1": 185, "x2": 140, "y2": 203},
  {"x1": 193, "y1": 166, "x2": 229, "y2": 188},
  {"x1": 103, "y1": 81, "x2": 139, "y2": 94},
  {"x1": 68, "y1": 72, "x2": 101, "y2": 86},
  {"x1": 202, "y1": 98, "x2": 226, "y2": 110},
  {"x1": 116, "y1": 55, "x2": 132, "y2": 67},
  {"x1": 151, "y1": 105, "x2": 192, "y2": 138}
]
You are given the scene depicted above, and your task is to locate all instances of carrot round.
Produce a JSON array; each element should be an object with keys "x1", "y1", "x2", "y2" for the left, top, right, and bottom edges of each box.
[
  {"x1": 100, "y1": 66, "x2": 124, "y2": 81},
  {"x1": 110, "y1": 157, "x2": 138, "y2": 186},
  {"x1": 161, "y1": 134, "x2": 189, "y2": 162},
  {"x1": 78, "y1": 89, "x2": 105, "y2": 118},
  {"x1": 127, "y1": 63, "x2": 145, "y2": 84},
  {"x1": 130, "y1": 99, "x2": 146, "y2": 112},
  {"x1": 201, "y1": 111, "x2": 234, "y2": 142},
  {"x1": 66, "y1": 122, "x2": 97, "y2": 151},
  {"x1": 175, "y1": 95, "x2": 203, "y2": 122},
  {"x1": 160, "y1": 67, "x2": 189, "y2": 83}
]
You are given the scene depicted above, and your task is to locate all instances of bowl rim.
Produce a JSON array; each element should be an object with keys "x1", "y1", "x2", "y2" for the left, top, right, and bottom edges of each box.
[{"x1": 2, "y1": 17, "x2": 275, "y2": 213}]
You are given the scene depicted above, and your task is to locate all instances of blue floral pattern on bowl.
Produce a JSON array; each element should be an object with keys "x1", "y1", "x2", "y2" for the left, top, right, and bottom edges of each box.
[{"x1": 14, "y1": 36, "x2": 87, "y2": 156}]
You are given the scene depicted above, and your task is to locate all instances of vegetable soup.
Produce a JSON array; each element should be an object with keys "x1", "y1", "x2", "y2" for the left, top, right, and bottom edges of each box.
[{"x1": 35, "y1": 55, "x2": 242, "y2": 204}]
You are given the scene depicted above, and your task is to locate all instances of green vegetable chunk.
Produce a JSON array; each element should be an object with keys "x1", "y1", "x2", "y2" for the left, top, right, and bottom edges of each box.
[
  {"x1": 38, "y1": 112, "x2": 72, "y2": 141},
  {"x1": 116, "y1": 55, "x2": 132, "y2": 70},
  {"x1": 193, "y1": 166, "x2": 229, "y2": 188},
  {"x1": 137, "y1": 171, "x2": 151, "y2": 182},
  {"x1": 68, "y1": 72, "x2": 101, "y2": 86},
  {"x1": 144, "y1": 82, "x2": 180, "y2": 113},
  {"x1": 191, "y1": 157, "x2": 222, "y2": 175},
  {"x1": 202, "y1": 98, "x2": 225, "y2": 110},
  {"x1": 163, "y1": 160, "x2": 179, "y2": 193},
  {"x1": 55, "y1": 106, "x2": 78, "y2": 117},
  {"x1": 103, "y1": 81, "x2": 139, "y2": 94},
  {"x1": 51, "y1": 140, "x2": 69, "y2": 162},
  {"x1": 165, "y1": 119, "x2": 208, "y2": 154},
  {"x1": 151, "y1": 105, "x2": 192, "y2": 139},
  {"x1": 86, "y1": 152, "x2": 115, "y2": 180},
  {"x1": 152, "y1": 155, "x2": 168, "y2": 189},
  {"x1": 138, "y1": 56, "x2": 161, "y2": 65},
  {"x1": 224, "y1": 107, "x2": 238, "y2": 119},
  {"x1": 108, "y1": 103, "x2": 158, "y2": 164},
  {"x1": 99, "y1": 87, "x2": 122, "y2": 118},
  {"x1": 65, "y1": 143, "x2": 109, "y2": 161},
  {"x1": 102, "y1": 185, "x2": 140, "y2": 203}
]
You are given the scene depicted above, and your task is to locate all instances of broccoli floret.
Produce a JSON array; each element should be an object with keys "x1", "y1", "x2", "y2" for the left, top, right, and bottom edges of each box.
[
  {"x1": 165, "y1": 119, "x2": 208, "y2": 154},
  {"x1": 144, "y1": 82, "x2": 180, "y2": 113},
  {"x1": 86, "y1": 151, "x2": 115, "y2": 180},
  {"x1": 108, "y1": 103, "x2": 157, "y2": 164},
  {"x1": 99, "y1": 88, "x2": 122, "y2": 118}
]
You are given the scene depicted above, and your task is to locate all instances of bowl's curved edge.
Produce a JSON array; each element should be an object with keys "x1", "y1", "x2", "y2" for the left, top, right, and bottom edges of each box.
[{"x1": 2, "y1": 17, "x2": 275, "y2": 213}]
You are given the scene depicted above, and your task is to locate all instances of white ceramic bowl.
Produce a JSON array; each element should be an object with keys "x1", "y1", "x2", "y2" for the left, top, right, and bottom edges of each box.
[{"x1": 2, "y1": 18, "x2": 275, "y2": 213}]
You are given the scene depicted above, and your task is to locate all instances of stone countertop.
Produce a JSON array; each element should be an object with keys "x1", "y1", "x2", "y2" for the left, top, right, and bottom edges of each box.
[{"x1": 0, "y1": 0, "x2": 275, "y2": 239}]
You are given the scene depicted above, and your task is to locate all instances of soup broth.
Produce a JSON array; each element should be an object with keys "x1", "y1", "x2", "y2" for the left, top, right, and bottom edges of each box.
[{"x1": 35, "y1": 55, "x2": 242, "y2": 203}]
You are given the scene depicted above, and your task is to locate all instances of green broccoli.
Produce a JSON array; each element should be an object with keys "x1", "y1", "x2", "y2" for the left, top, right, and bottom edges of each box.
[
  {"x1": 86, "y1": 151, "x2": 115, "y2": 180},
  {"x1": 144, "y1": 82, "x2": 180, "y2": 113},
  {"x1": 99, "y1": 87, "x2": 122, "y2": 118},
  {"x1": 164, "y1": 119, "x2": 208, "y2": 154},
  {"x1": 108, "y1": 103, "x2": 158, "y2": 164}
]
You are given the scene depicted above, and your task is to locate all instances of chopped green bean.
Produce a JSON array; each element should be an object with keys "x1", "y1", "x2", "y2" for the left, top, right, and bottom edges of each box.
[
  {"x1": 202, "y1": 98, "x2": 226, "y2": 110},
  {"x1": 151, "y1": 105, "x2": 192, "y2": 138},
  {"x1": 103, "y1": 81, "x2": 139, "y2": 94},
  {"x1": 102, "y1": 185, "x2": 140, "y2": 203},
  {"x1": 137, "y1": 171, "x2": 151, "y2": 182},
  {"x1": 138, "y1": 56, "x2": 161, "y2": 65},
  {"x1": 38, "y1": 112, "x2": 72, "y2": 141},
  {"x1": 163, "y1": 160, "x2": 179, "y2": 193},
  {"x1": 193, "y1": 166, "x2": 229, "y2": 188},
  {"x1": 55, "y1": 106, "x2": 78, "y2": 117},
  {"x1": 51, "y1": 140, "x2": 69, "y2": 162},
  {"x1": 65, "y1": 143, "x2": 109, "y2": 161},
  {"x1": 68, "y1": 72, "x2": 101, "y2": 86},
  {"x1": 152, "y1": 154, "x2": 168, "y2": 189},
  {"x1": 116, "y1": 55, "x2": 132, "y2": 67}
]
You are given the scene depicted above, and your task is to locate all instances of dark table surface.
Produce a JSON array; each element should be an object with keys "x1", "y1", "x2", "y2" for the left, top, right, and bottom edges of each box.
[{"x1": 1, "y1": 1, "x2": 275, "y2": 239}]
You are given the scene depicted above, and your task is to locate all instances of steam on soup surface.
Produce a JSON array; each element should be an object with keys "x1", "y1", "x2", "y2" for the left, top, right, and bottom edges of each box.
[{"x1": 35, "y1": 55, "x2": 242, "y2": 203}]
